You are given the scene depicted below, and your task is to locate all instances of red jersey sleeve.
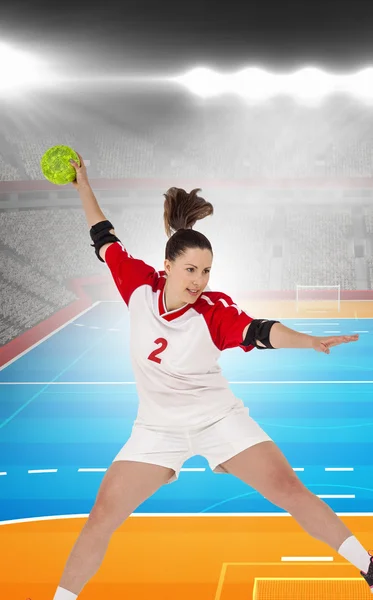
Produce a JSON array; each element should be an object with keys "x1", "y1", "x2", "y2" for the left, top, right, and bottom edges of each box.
[
  {"x1": 204, "y1": 292, "x2": 255, "y2": 352},
  {"x1": 104, "y1": 241, "x2": 157, "y2": 306}
]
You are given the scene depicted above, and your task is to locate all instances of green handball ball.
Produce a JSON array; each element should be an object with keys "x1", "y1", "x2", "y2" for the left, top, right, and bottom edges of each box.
[{"x1": 40, "y1": 145, "x2": 80, "y2": 185}]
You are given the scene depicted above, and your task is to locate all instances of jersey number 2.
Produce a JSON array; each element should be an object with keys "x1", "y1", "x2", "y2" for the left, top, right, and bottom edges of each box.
[{"x1": 148, "y1": 338, "x2": 168, "y2": 364}]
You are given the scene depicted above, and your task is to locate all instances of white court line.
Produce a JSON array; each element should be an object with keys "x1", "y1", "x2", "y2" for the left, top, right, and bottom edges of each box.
[
  {"x1": 73, "y1": 325, "x2": 122, "y2": 331},
  {"x1": 294, "y1": 323, "x2": 341, "y2": 326},
  {"x1": 0, "y1": 300, "x2": 369, "y2": 373},
  {"x1": 325, "y1": 467, "x2": 354, "y2": 471},
  {"x1": 2, "y1": 512, "x2": 373, "y2": 526},
  {"x1": 78, "y1": 468, "x2": 107, "y2": 472},
  {"x1": 28, "y1": 469, "x2": 58, "y2": 474},
  {"x1": 180, "y1": 468, "x2": 206, "y2": 472},
  {"x1": 1, "y1": 380, "x2": 373, "y2": 385},
  {"x1": 0, "y1": 302, "x2": 101, "y2": 372},
  {"x1": 0, "y1": 313, "x2": 128, "y2": 430},
  {"x1": 1, "y1": 467, "x2": 354, "y2": 475},
  {"x1": 318, "y1": 495, "x2": 355, "y2": 498},
  {"x1": 282, "y1": 556, "x2": 334, "y2": 562}
]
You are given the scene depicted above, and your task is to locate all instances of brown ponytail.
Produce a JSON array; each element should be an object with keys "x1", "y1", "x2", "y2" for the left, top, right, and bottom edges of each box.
[{"x1": 163, "y1": 187, "x2": 214, "y2": 261}]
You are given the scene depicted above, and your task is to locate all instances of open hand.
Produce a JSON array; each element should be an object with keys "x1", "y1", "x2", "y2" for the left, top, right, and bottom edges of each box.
[{"x1": 312, "y1": 334, "x2": 359, "y2": 354}]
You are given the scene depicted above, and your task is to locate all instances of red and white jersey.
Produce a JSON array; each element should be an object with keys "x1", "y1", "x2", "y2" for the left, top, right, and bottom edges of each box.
[{"x1": 105, "y1": 241, "x2": 255, "y2": 427}]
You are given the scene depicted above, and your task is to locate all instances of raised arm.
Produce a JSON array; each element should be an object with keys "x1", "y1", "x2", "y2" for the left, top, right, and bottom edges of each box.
[{"x1": 70, "y1": 153, "x2": 119, "y2": 262}]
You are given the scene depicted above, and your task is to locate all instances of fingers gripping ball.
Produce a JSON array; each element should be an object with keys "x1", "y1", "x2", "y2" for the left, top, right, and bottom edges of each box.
[{"x1": 40, "y1": 145, "x2": 80, "y2": 185}]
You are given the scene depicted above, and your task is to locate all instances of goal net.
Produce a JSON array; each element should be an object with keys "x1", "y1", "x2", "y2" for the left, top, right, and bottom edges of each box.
[{"x1": 295, "y1": 285, "x2": 341, "y2": 313}]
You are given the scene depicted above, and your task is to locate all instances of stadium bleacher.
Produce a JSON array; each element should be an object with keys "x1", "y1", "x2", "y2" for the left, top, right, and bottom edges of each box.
[{"x1": 1, "y1": 114, "x2": 373, "y2": 345}]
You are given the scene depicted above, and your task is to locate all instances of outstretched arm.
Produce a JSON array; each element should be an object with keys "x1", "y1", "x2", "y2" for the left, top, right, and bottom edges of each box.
[
  {"x1": 244, "y1": 321, "x2": 313, "y2": 349},
  {"x1": 242, "y1": 321, "x2": 359, "y2": 352}
]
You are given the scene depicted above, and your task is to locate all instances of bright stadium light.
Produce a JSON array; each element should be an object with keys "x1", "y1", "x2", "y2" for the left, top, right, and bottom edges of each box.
[
  {"x1": 172, "y1": 66, "x2": 373, "y2": 102},
  {"x1": 173, "y1": 67, "x2": 227, "y2": 98},
  {"x1": 347, "y1": 68, "x2": 373, "y2": 99},
  {"x1": 231, "y1": 68, "x2": 279, "y2": 100},
  {"x1": 283, "y1": 68, "x2": 335, "y2": 100},
  {"x1": 0, "y1": 43, "x2": 50, "y2": 94}
]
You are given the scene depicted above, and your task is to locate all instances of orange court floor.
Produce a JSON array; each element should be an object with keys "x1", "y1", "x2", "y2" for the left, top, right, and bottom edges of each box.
[
  {"x1": 242, "y1": 298, "x2": 373, "y2": 320},
  {"x1": 1, "y1": 515, "x2": 373, "y2": 600}
]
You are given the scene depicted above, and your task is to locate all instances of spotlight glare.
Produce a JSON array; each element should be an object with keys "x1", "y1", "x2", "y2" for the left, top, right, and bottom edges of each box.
[
  {"x1": 231, "y1": 68, "x2": 278, "y2": 100},
  {"x1": 173, "y1": 67, "x2": 226, "y2": 98},
  {"x1": 348, "y1": 68, "x2": 373, "y2": 99},
  {"x1": 284, "y1": 68, "x2": 334, "y2": 99},
  {"x1": 0, "y1": 43, "x2": 49, "y2": 93}
]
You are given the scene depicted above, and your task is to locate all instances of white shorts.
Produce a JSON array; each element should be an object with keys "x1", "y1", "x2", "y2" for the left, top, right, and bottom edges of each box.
[{"x1": 112, "y1": 406, "x2": 273, "y2": 484}]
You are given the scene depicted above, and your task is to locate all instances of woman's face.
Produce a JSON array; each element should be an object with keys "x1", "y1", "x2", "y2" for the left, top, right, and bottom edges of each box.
[{"x1": 164, "y1": 247, "x2": 213, "y2": 306}]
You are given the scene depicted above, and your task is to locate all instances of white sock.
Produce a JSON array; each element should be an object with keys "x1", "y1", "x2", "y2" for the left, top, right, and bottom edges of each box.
[
  {"x1": 52, "y1": 586, "x2": 78, "y2": 600},
  {"x1": 338, "y1": 535, "x2": 371, "y2": 573}
]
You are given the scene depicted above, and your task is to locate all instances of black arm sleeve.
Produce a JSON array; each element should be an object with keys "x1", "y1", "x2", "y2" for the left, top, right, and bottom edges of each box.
[
  {"x1": 89, "y1": 220, "x2": 122, "y2": 263},
  {"x1": 242, "y1": 319, "x2": 280, "y2": 349}
]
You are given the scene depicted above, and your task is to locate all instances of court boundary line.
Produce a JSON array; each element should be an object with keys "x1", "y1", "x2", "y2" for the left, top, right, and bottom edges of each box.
[
  {"x1": 1, "y1": 512, "x2": 373, "y2": 527},
  {"x1": 0, "y1": 312, "x2": 127, "y2": 430},
  {"x1": 0, "y1": 302, "x2": 101, "y2": 372},
  {"x1": 214, "y1": 561, "x2": 363, "y2": 600},
  {"x1": 1, "y1": 300, "x2": 370, "y2": 374}
]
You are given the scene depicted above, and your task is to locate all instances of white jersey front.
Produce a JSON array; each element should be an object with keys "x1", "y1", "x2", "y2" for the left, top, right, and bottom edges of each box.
[{"x1": 105, "y1": 241, "x2": 255, "y2": 427}]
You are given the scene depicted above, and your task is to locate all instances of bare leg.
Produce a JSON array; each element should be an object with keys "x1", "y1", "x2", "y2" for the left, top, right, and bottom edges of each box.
[
  {"x1": 283, "y1": 487, "x2": 352, "y2": 550},
  {"x1": 58, "y1": 461, "x2": 174, "y2": 596},
  {"x1": 219, "y1": 441, "x2": 352, "y2": 550}
]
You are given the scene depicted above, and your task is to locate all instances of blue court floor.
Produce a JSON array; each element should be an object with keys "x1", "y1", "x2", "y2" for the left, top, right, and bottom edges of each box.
[{"x1": 0, "y1": 301, "x2": 372, "y2": 521}]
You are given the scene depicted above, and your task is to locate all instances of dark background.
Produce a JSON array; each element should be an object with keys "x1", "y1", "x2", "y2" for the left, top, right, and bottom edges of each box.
[{"x1": 1, "y1": 0, "x2": 372, "y2": 74}]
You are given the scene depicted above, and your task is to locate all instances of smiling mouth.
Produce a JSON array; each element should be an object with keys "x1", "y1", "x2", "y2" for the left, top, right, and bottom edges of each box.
[{"x1": 187, "y1": 289, "x2": 199, "y2": 295}]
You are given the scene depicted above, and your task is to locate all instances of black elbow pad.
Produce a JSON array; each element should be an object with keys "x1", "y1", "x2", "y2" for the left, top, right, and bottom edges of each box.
[
  {"x1": 89, "y1": 220, "x2": 122, "y2": 262},
  {"x1": 242, "y1": 319, "x2": 280, "y2": 349}
]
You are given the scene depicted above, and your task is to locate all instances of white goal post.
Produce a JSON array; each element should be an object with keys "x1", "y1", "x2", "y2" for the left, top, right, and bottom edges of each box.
[{"x1": 295, "y1": 284, "x2": 341, "y2": 313}]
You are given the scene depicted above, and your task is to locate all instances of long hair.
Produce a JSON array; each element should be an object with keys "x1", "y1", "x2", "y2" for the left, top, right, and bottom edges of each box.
[{"x1": 163, "y1": 187, "x2": 214, "y2": 261}]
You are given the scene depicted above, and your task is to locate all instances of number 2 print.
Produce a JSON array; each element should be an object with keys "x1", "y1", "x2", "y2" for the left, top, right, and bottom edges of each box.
[{"x1": 147, "y1": 338, "x2": 168, "y2": 364}]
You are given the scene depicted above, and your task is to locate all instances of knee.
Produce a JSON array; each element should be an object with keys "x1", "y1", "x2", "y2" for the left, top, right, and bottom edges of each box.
[
  {"x1": 266, "y1": 477, "x2": 308, "y2": 510},
  {"x1": 87, "y1": 501, "x2": 115, "y2": 531}
]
